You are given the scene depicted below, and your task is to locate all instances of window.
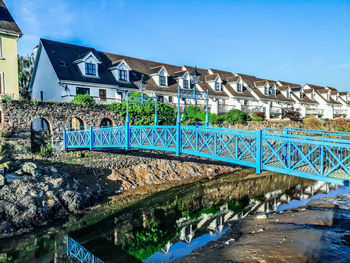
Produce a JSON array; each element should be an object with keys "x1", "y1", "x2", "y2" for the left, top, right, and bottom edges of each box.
[
  {"x1": 40, "y1": 91, "x2": 43, "y2": 101},
  {"x1": 159, "y1": 76, "x2": 166, "y2": 86},
  {"x1": 311, "y1": 92, "x2": 315, "y2": 100},
  {"x1": 237, "y1": 83, "x2": 243, "y2": 92},
  {"x1": 99, "y1": 89, "x2": 106, "y2": 101},
  {"x1": 168, "y1": 96, "x2": 173, "y2": 103},
  {"x1": 300, "y1": 90, "x2": 304, "y2": 99},
  {"x1": 0, "y1": 37, "x2": 2, "y2": 58},
  {"x1": 183, "y1": 79, "x2": 189, "y2": 88},
  {"x1": 215, "y1": 82, "x2": 220, "y2": 91},
  {"x1": 118, "y1": 69, "x2": 127, "y2": 81},
  {"x1": 85, "y1": 63, "x2": 96, "y2": 76},
  {"x1": 76, "y1": 87, "x2": 90, "y2": 95},
  {"x1": 264, "y1": 86, "x2": 268, "y2": 95},
  {"x1": 286, "y1": 90, "x2": 290, "y2": 99}
]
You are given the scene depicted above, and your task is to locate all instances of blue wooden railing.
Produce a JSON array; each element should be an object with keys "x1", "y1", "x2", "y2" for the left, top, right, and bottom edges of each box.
[
  {"x1": 67, "y1": 236, "x2": 104, "y2": 263},
  {"x1": 64, "y1": 126, "x2": 350, "y2": 186}
]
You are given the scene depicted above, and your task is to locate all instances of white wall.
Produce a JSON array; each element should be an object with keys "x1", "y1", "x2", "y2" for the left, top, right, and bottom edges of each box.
[{"x1": 31, "y1": 45, "x2": 61, "y2": 101}]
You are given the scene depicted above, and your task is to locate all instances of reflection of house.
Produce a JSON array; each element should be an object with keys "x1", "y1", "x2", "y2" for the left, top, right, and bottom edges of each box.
[{"x1": 0, "y1": 0, "x2": 22, "y2": 98}]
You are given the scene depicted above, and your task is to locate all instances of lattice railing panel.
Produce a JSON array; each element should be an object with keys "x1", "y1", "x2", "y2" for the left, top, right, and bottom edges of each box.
[
  {"x1": 130, "y1": 126, "x2": 177, "y2": 150},
  {"x1": 67, "y1": 130, "x2": 90, "y2": 148},
  {"x1": 67, "y1": 236, "x2": 104, "y2": 263},
  {"x1": 181, "y1": 127, "x2": 257, "y2": 166},
  {"x1": 94, "y1": 126, "x2": 126, "y2": 147}
]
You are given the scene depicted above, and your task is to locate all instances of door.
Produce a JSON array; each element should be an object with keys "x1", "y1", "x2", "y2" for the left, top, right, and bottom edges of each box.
[{"x1": 99, "y1": 89, "x2": 106, "y2": 102}]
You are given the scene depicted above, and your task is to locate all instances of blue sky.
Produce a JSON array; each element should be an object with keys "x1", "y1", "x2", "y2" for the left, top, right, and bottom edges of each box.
[{"x1": 6, "y1": 0, "x2": 350, "y2": 91}]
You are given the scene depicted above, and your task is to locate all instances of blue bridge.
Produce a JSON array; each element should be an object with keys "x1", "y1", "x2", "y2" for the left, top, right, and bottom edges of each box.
[{"x1": 64, "y1": 88, "x2": 350, "y2": 186}]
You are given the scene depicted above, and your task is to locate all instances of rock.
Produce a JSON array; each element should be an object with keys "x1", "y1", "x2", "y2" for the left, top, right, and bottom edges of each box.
[
  {"x1": 5, "y1": 173, "x2": 26, "y2": 183},
  {"x1": 22, "y1": 162, "x2": 41, "y2": 177},
  {"x1": 14, "y1": 170, "x2": 23, "y2": 176},
  {"x1": 254, "y1": 214, "x2": 267, "y2": 220},
  {"x1": 0, "y1": 174, "x2": 5, "y2": 187}
]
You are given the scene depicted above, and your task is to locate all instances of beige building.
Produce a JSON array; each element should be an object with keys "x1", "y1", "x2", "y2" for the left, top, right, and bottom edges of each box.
[{"x1": 0, "y1": 0, "x2": 22, "y2": 98}]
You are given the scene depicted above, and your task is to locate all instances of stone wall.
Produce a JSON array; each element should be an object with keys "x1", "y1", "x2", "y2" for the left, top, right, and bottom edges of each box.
[
  {"x1": 0, "y1": 101, "x2": 123, "y2": 153},
  {"x1": 224, "y1": 119, "x2": 338, "y2": 131}
]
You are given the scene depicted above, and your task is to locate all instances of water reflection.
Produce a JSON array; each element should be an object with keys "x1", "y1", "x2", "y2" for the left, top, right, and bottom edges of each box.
[{"x1": 0, "y1": 174, "x2": 345, "y2": 263}]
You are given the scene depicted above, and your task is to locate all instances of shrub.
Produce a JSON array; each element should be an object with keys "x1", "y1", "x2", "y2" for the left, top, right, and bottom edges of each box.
[
  {"x1": 0, "y1": 123, "x2": 14, "y2": 138},
  {"x1": 1, "y1": 95, "x2": 13, "y2": 105},
  {"x1": 251, "y1": 115, "x2": 263, "y2": 121},
  {"x1": 303, "y1": 116, "x2": 323, "y2": 130},
  {"x1": 184, "y1": 105, "x2": 201, "y2": 117},
  {"x1": 71, "y1": 94, "x2": 95, "y2": 107},
  {"x1": 225, "y1": 109, "x2": 250, "y2": 124},
  {"x1": 282, "y1": 108, "x2": 302, "y2": 122},
  {"x1": 107, "y1": 97, "x2": 176, "y2": 126},
  {"x1": 254, "y1": 112, "x2": 266, "y2": 120},
  {"x1": 335, "y1": 117, "x2": 350, "y2": 132}
]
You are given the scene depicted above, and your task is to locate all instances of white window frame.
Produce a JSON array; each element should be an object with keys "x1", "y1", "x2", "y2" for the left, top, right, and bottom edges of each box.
[
  {"x1": 0, "y1": 37, "x2": 2, "y2": 58},
  {"x1": 0, "y1": 72, "x2": 5, "y2": 95}
]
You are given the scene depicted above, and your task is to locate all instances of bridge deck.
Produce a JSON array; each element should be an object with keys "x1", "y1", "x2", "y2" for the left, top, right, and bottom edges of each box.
[{"x1": 65, "y1": 125, "x2": 350, "y2": 186}]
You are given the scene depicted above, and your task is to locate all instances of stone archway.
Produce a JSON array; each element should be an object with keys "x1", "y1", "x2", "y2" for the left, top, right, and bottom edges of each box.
[
  {"x1": 31, "y1": 117, "x2": 51, "y2": 153},
  {"x1": 69, "y1": 116, "x2": 85, "y2": 131},
  {"x1": 100, "y1": 118, "x2": 113, "y2": 127}
]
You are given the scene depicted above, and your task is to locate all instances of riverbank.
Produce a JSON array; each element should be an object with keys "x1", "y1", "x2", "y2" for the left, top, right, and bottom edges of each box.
[
  {"x1": 0, "y1": 150, "x2": 243, "y2": 239},
  {"x1": 172, "y1": 191, "x2": 350, "y2": 263}
]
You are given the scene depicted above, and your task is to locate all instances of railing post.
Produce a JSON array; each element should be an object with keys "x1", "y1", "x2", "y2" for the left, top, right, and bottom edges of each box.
[
  {"x1": 256, "y1": 129, "x2": 263, "y2": 174},
  {"x1": 283, "y1": 128, "x2": 288, "y2": 166},
  {"x1": 89, "y1": 125, "x2": 94, "y2": 150},
  {"x1": 64, "y1": 129, "x2": 68, "y2": 151},
  {"x1": 205, "y1": 89, "x2": 209, "y2": 127},
  {"x1": 176, "y1": 88, "x2": 182, "y2": 156},
  {"x1": 126, "y1": 92, "x2": 130, "y2": 150}
]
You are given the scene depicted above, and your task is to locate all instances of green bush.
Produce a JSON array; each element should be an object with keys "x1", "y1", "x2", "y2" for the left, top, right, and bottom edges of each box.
[
  {"x1": 251, "y1": 115, "x2": 263, "y2": 121},
  {"x1": 225, "y1": 109, "x2": 250, "y2": 124},
  {"x1": 184, "y1": 105, "x2": 201, "y2": 117},
  {"x1": 71, "y1": 94, "x2": 95, "y2": 107},
  {"x1": 107, "y1": 94, "x2": 176, "y2": 125},
  {"x1": 182, "y1": 108, "x2": 225, "y2": 126}
]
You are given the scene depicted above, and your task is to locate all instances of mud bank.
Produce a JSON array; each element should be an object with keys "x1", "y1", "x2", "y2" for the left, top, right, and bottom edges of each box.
[
  {"x1": 172, "y1": 192, "x2": 350, "y2": 263},
  {"x1": 0, "y1": 150, "x2": 242, "y2": 239}
]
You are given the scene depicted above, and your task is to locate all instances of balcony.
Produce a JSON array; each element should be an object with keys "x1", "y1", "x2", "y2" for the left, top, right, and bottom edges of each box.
[
  {"x1": 334, "y1": 108, "x2": 348, "y2": 116},
  {"x1": 306, "y1": 108, "x2": 324, "y2": 116},
  {"x1": 241, "y1": 105, "x2": 264, "y2": 114}
]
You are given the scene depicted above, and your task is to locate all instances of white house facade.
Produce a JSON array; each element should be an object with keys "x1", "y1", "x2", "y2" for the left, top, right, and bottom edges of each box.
[{"x1": 30, "y1": 39, "x2": 350, "y2": 119}]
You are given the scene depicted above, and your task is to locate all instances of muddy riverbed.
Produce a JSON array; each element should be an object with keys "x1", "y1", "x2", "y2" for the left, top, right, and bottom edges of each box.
[{"x1": 1, "y1": 164, "x2": 346, "y2": 263}]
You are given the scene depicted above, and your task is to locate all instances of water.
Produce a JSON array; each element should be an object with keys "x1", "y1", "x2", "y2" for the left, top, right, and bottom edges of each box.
[{"x1": 0, "y1": 173, "x2": 348, "y2": 263}]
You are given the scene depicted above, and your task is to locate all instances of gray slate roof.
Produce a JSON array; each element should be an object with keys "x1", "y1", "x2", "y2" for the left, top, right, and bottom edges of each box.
[{"x1": 0, "y1": 0, "x2": 22, "y2": 35}]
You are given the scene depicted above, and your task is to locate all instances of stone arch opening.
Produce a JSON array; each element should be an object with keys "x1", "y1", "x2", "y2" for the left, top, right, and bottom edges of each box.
[
  {"x1": 31, "y1": 117, "x2": 52, "y2": 154},
  {"x1": 69, "y1": 117, "x2": 85, "y2": 131},
  {"x1": 100, "y1": 118, "x2": 113, "y2": 127}
]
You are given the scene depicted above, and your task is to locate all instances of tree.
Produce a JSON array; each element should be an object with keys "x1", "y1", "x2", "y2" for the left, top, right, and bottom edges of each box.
[{"x1": 18, "y1": 53, "x2": 34, "y2": 100}]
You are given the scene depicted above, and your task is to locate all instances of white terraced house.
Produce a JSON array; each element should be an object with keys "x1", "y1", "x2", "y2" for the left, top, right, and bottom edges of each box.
[{"x1": 30, "y1": 39, "x2": 349, "y2": 119}]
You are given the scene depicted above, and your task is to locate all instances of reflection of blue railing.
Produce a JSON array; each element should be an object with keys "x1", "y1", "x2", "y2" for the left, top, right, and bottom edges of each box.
[
  {"x1": 65, "y1": 125, "x2": 350, "y2": 186},
  {"x1": 67, "y1": 236, "x2": 104, "y2": 263}
]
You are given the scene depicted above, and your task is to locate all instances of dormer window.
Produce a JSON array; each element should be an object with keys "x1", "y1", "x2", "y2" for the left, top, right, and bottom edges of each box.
[
  {"x1": 286, "y1": 89, "x2": 290, "y2": 98},
  {"x1": 300, "y1": 90, "x2": 304, "y2": 99},
  {"x1": 264, "y1": 85, "x2": 268, "y2": 95},
  {"x1": 237, "y1": 83, "x2": 243, "y2": 92},
  {"x1": 85, "y1": 63, "x2": 96, "y2": 76},
  {"x1": 215, "y1": 82, "x2": 220, "y2": 91},
  {"x1": 311, "y1": 92, "x2": 315, "y2": 100},
  {"x1": 184, "y1": 79, "x2": 189, "y2": 88},
  {"x1": 118, "y1": 69, "x2": 127, "y2": 81},
  {"x1": 159, "y1": 76, "x2": 166, "y2": 86}
]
